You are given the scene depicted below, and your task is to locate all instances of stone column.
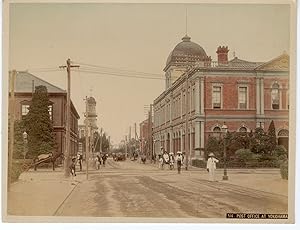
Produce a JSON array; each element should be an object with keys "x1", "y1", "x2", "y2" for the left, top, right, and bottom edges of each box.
[
  {"x1": 189, "y1": 123, "x2": 192, "y2": 159},
  {"x1": 260, "y1": 78, "x2": 265, "y2": 115},
  {"x1": 200, "y1": 121, "x2": 205, "y2": 160},
  {"x1": 170, "y1": 128, "x2": 173, "y2": 153},
  {"x1": 256, "y1": 77, "x2": 261, "y2": 115},
  {"x1": 180, "y1": 127, "x2": 183, "y2": 151},
  {"x1": 170, "y1": 95, "x2": 173, "y2": 123},
  {"x1": 194, "y1": 121, "x2": 200, "y2": 159},
  {"x1": 180, "y1": 91, "x2": 183, "y2": 119},
  {"x1": 200, "y1": 77, "x2": 205, "y2": 115},
  {"x1": 195, "y1": 78, "x2": 200, "y2": 115}
]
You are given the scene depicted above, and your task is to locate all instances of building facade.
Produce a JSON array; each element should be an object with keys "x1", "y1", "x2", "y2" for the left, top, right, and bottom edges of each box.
[
  {"x1": 11, "y1": 71, "x2": 80, "y2": 158},
  {"x1": 139, "y1": 119, "x2": 153, "y2": 157},
  {"x1": 152, "y1": 35, "x2": 289, "y2": 161}
]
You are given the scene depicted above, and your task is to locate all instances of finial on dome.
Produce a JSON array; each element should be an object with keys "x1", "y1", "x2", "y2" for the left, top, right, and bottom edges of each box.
[{"x1": 182, "y1": 35, "x2": 191, "y2": 42}]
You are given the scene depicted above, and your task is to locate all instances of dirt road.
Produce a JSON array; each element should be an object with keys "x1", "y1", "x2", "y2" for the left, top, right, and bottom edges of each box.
[{"x1": 55, "y1": 158, "x2": 288, "y2": 218}]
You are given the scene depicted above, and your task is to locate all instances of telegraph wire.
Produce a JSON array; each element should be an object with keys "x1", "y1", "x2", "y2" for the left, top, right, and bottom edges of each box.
[
  {"x1": 74, "y1": 68, "x2": 165, "y2": 81},
  {"x1": 71, "y1": 60, "x2": 164, "y2": 78}
]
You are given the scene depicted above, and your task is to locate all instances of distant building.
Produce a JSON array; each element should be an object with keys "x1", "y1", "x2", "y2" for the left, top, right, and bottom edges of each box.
[
  {"x1": 10, "y1": 71, "x2": 80, "y2": 158},
  {"x1": 153, "y1": 35, "x2": 289, "y2": 160},
  {"x1": 78, "y1": 96, "x2": 98, "y2": 153},
  {"x1": 139, "y1": 119, "x2": 153, "y2": 157}
]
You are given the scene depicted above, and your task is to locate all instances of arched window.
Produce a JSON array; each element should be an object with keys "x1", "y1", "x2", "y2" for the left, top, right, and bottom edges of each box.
[
  {"x1": 239, "y1": 127, "x2": 247, "y2": 133},
  {"x1": 271, "y1": 83, "x2": 280, "y2": 109},
  {"x1": 213, "y1": 126, "x2": 221, "y2": 138},
  {"x1": 278, "y1": 129, "x2": 289, "y2": 137},
  {"x1": 213, "y1": 127, "x2": 221, "y2": 132}
]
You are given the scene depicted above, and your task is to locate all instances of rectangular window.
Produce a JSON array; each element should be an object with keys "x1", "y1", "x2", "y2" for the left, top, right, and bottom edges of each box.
[
  {"x1": 212, "y1": 86, "x2": 221, "y2": 109},
  {"x1": 48, "y1": 105, "x2": 53, "y2": 120},
  {"x1": 22, "y1": 105, "x2": 30, "y2": 117},
  {"x1": 239, "y1": 87, "x2": 247, "y2": 109}
]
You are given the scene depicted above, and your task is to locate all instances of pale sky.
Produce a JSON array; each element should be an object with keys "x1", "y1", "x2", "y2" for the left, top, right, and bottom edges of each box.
[{"x1": 9, "y1": 3, "x2": 290, "y2": 144}]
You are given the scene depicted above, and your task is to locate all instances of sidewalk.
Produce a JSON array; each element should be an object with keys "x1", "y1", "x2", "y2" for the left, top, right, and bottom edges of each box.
[
  {"x1": 132, "y1": 160, "x2": 288, "y2": 197},
  {"x1": 7, "y1": 167, "x2": 86, "y2": 216}
]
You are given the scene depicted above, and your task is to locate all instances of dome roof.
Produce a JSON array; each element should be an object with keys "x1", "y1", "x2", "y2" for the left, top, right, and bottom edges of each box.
[
  {"x1": 165, "y1": 35, "x2": 208, "y2": 69},
  {"x1": 87, "y1": 97, "x2": 96, "y2": 104}
]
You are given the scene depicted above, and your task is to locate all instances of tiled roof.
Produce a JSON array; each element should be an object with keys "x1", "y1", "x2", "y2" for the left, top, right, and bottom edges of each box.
[
  {"x1": 227, "y1": 57, "x2": 264, "y2": 69},
  {"x1": 12, "y1": 71, "x2": 66, "y2": 93}
]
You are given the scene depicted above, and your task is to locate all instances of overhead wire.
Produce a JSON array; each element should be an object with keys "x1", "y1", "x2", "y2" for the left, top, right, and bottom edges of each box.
[
  {"x1": 71, "y1": 60, "x2": 164, "y2": 78},
  {"x1": 74, "y1": 68, "x2": 165, "y2": 81}
]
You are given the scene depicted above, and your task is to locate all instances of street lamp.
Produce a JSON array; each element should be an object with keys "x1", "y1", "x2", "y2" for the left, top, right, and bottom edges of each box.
[
  {"x1": 221, "y1": 123, "x2": 228, "y2": 180},
  {"x1": 22, "y1": 131, "x2": 28, "y2": 159}
]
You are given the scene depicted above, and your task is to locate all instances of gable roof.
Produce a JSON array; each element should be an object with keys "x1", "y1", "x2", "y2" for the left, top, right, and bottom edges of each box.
[
  {"x1": 255, "y1": 53, "x2": 289, "y2": 71},
  {"x1": 13, "y1": 71, "x2": 66, "y2": 93},
  {"x1": 227, "y1": 57, "x2": 263, "y2": 69}
]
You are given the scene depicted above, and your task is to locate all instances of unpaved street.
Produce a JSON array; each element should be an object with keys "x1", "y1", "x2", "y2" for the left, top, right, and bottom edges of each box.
[{"x1": 55, "y1": 158, "x2": 288, "y2": 218}]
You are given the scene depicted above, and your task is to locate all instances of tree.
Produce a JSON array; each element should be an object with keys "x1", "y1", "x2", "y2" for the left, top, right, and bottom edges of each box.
[
  {"x1": 13, "y1": 120, "x2": 26, "y2": 159},
  {"x1": 267, "y1": 120, "x2": 277, "y2": 154},
  {"x1": 93, "y1": 131, "x2": 110, "y2": 152},
  {"x1": 250, "y1": 127, "x2": 270, "y2": 156},
  {"x1": 8, "y1": 119, "x2": 26, "y2": 159},
  {"x1": 23, "y1": 85, "x2": 56, "y2": 159},
  {"x1": 205, "y1": 136, "x2": 223, "y2": 159}
]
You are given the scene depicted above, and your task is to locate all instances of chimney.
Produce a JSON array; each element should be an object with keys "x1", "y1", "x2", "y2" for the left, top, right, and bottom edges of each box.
[{"x1": 216, "y1": 46, "x2": 229, "y2": 65}]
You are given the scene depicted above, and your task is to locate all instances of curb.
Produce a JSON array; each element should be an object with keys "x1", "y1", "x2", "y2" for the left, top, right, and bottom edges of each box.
[{"x1": 52, "y1": 181, "x2": 81, "y2": 216}]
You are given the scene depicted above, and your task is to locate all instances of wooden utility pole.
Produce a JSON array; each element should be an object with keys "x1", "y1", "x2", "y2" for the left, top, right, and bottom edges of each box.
[
  {"x1": 125, "y1": 135, "x2": 128, "y2": 155},
  {"x1": 60, "y1": 59, "x2": 79, "y2": 178},
  {"x1": 99, "y1": 128, "x2": 103, "y2": 152},
  {"x1": 128, "y1": 126, "x2": 131, "y2": 156},
  {"x1": 84, "y1": 96, "x2": 89, "y2": 180},
  {"x1": 8, "y1": 70, "x2": 16, "y2": 190},
  {"x1": 134, "y1": 123, "x2": 137, "y2": 140}
]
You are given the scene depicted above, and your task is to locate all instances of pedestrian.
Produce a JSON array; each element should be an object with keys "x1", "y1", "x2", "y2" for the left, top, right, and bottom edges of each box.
[
  {"x1": 69, "y1": 157, "x2": 76, "y2": 182},
  {"x1": 96, "y1": 154, "x2": 101, "y2": 170},
  {"x1": 162, "y1": 151, "x2": 170, "y2": 169},
  {"x1": 77, "y1": 152, "x2": 83, "y2": 171},
  {"x1": 169, "y1": 152, "x2": 175, "y2": 170},
  {"x1": 158, "y1": 155, "x2": 163, "y2": 169},
  {"x1": 176, "y1": 151, "x2": 183, "y2": 174},
  {"x1": 206, "y1": 152, "x2": 219, "y2": 181},
  {"x1": 102, "y1": 153, "x2": 107, "y2": 167}
]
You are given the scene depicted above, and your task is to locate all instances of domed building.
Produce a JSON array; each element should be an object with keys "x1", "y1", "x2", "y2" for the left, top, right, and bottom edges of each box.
[
  {"x1": 152, "y1": 34, "x2": 289, "y2": 163},
  {"x1": 164, "y1": 35, "x2": 211, "y2": 89}
]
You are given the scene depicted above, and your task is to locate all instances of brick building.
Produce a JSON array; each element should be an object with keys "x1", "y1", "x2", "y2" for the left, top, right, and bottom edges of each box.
[
  {"x1": 152, "y1": 35, "x2": 289, "y2": 161},
  {"x1": 139, "y1": 119, "x2": 153, "y2": 157},
  {"x1": 10, "y1": 71, "x2": 80, "y2": 158}
]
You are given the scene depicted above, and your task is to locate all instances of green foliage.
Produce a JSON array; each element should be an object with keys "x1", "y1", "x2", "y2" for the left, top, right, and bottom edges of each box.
[
  {"x1": 205, "y1": 135, "x2": 223, "y2": 159},
  {"x1": 273, "y1": 145, "x2": 288, "y2": 158},
  {"x1": 23, "y1": 85, "x2": 56, "y2": 158},
  {"x1": 94, "y1": 131, "x2": 110, "y2": 152},
  {"x1": 13, "y1": 120, "x2": 26, "y2": 159},
  {"x1": 191, "y1": 159, "x2": 206, "y2": 168},
  {"x1": 267, "y1": 120, "x2": 277, "y2": 154},
  {"x1": 280, "y1": 159, "x2": 288, "y2": 179},
  {"x1": 8, "y1": 119, "x2": 27, "y2": 159},
  {"x1": 250, "y1": 127, "x2": 270, "y2": 155}
]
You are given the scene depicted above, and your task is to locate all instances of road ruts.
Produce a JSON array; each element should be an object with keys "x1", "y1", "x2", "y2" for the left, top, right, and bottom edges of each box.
[{"x1": 56, "y1": 160, "x2": 288, "y2": 218}]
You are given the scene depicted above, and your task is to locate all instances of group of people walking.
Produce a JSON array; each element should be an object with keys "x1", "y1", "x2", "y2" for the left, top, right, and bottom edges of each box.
[
  {"x1": 157, "y1": 147, "x2": 185, "y2": 174},
  {"x1": 96, "y1": 153, "x2": 108, "y2": 170},
  {"x1": 154, "y1": 147, "x2": 220, "y2": 180}
]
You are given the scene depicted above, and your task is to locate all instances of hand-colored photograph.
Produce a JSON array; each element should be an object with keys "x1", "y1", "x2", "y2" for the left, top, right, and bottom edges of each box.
[{"x1": 2, "y1": 0, "x2": 296, "y2": 223}]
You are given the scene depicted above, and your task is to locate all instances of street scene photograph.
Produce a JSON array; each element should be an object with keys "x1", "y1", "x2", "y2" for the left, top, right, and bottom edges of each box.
[{"x1": 2, "y1": 1, "x2": 295, "y2": 223}]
